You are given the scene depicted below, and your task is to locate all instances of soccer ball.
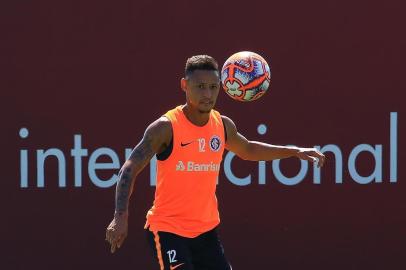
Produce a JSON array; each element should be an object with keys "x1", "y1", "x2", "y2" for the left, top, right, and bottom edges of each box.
[{"x1": 221, "y1": 51, "x2": 271, "y2": 102}]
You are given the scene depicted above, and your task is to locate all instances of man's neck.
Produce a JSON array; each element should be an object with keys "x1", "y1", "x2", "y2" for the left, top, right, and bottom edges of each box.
[{"x1": 182, "y1": 105, "x2": 210, "y2": 127}]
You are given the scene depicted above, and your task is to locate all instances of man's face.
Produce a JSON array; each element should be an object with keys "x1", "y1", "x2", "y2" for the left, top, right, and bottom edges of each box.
[{"x1": 182, "y1": 70, "x2": 221, "y2": 114}]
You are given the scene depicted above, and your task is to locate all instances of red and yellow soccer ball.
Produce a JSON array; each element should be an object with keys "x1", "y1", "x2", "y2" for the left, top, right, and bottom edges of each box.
[{"x1": 221, "y1": 51, "x2": 271, "y2": 102}]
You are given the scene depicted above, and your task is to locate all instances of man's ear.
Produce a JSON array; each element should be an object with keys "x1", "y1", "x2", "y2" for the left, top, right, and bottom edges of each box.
[{"x1": 180, "y1": 78, "x2": 187, "y2": 92}]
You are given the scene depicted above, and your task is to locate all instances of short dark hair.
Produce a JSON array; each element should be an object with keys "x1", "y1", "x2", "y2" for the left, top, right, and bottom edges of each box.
[{"x1": 185, "y1": 55, "x2": 219, "y2": 78}]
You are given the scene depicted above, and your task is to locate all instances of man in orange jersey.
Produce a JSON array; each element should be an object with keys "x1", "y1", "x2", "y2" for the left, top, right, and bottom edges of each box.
[{"x1": 105, "y1": 55, "x2": 325, "y2": 270}]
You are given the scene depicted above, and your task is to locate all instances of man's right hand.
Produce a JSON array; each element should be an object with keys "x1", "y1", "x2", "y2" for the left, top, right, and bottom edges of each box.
[{"x1": 105, "y1": 213, "x2": 128, "y2": 253}]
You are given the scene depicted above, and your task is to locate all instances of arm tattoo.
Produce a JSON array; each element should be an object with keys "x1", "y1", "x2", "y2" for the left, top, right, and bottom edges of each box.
[
  {"x1": 115, "y1": 135, "x2": 155, "y2": 214},
  {"x1": 115, "y1": 167, "x2": 133, "y2": 214},
  {"x1": 128, "y1": 135, "x2": 154, "y2": 162}
]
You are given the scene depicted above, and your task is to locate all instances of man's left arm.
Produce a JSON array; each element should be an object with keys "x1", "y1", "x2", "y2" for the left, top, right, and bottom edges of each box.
[{"x1": 222, "y1": 115, "x2": 325, "y2": 167}]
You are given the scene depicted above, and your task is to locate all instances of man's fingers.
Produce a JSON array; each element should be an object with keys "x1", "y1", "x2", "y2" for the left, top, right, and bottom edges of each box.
[
  {"x1": 314, "y1": 151, "x2": 325, "y2": 167},
  {"x1": 110, "y1": 241, "x2": 117, "y2": 253},
  {"x1": 106, "y1": 229, "x2": 119, "y2": 249},
  {"x1": 106, "y1": 229, "x2": 114, "y2": 244},
  {"x1": 300, "y1": 153, "x2": 315, "y2": 163},
  {"x1": 105, "y1": 230, "x2": 111, "y2": 243},
  {"x1": 117, "y1": 235, "x2": 126, "y2": 248},
  {"x1": 110, "y1": 236, "x2": 120, "y2": 253},
  {"x1": 300, "y1": 151, "x2": 324, "y2": 167},
  {"x1": 111, "y1": 233, "x2": 127, "y2": 253},
  {"x1": 319, "y1": 154, "x2": 325, "y2": 167},
  {"x1": 310, "y1": 156, "x2": 319, "y2": 167}
]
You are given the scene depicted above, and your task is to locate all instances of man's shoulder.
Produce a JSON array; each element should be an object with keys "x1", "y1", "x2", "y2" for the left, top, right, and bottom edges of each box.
[
  {"x1": 150, "y1": 116, "x2": 172, "y2": 133},
  {"x1": 220, "y1": 115, "x2": 237, "y2": 137},
  {"x1": 220, "y1": 114, "x2": 234, "y2": 125},
  {"x1": 137, "y1": 116, "x2": 171, "y2": 149}
]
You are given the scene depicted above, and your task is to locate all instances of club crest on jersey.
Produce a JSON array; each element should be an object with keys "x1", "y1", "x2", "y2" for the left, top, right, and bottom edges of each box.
[{"x1": 209, "y1": 135, "x2": 221, "y2": 152}]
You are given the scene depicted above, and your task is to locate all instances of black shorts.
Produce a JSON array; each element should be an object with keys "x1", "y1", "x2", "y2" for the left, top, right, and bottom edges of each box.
[{"x1": 146, "y1": 227, "x2": 232, "y2": 270}]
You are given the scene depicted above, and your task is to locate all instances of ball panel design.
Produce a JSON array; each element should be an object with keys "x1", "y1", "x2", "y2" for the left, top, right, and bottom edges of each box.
[{"x1": 221, "y1": 51, "x2": 271, "y2": 102}]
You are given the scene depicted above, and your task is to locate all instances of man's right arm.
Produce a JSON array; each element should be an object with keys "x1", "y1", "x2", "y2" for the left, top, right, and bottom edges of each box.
[{"x1": 105, "y1": 116, "x2": 172, "y2": 253}]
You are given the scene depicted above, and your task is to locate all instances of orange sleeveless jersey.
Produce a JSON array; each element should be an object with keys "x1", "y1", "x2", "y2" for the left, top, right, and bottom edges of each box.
[{"x1": 145, "y1": 105, "x2": 225, "y2": 238}]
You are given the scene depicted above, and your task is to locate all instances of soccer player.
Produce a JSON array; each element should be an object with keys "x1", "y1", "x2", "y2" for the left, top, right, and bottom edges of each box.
[{"x1": 105, "y1": 55, "x2": 325, "y2": 270}]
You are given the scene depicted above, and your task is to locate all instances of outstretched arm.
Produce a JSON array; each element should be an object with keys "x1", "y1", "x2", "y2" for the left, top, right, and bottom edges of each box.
[
  {"x1": 222, "y1": 115, "x2": 325, "y2": 167},
  {"x1": 105, "y1": 117, "x2": 172, "y2": 253}
]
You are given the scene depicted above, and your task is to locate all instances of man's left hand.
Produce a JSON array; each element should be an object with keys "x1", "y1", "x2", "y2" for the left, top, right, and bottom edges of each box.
[{"x1": 296, "y1": 148, "x2": 326, "y2": 168}]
